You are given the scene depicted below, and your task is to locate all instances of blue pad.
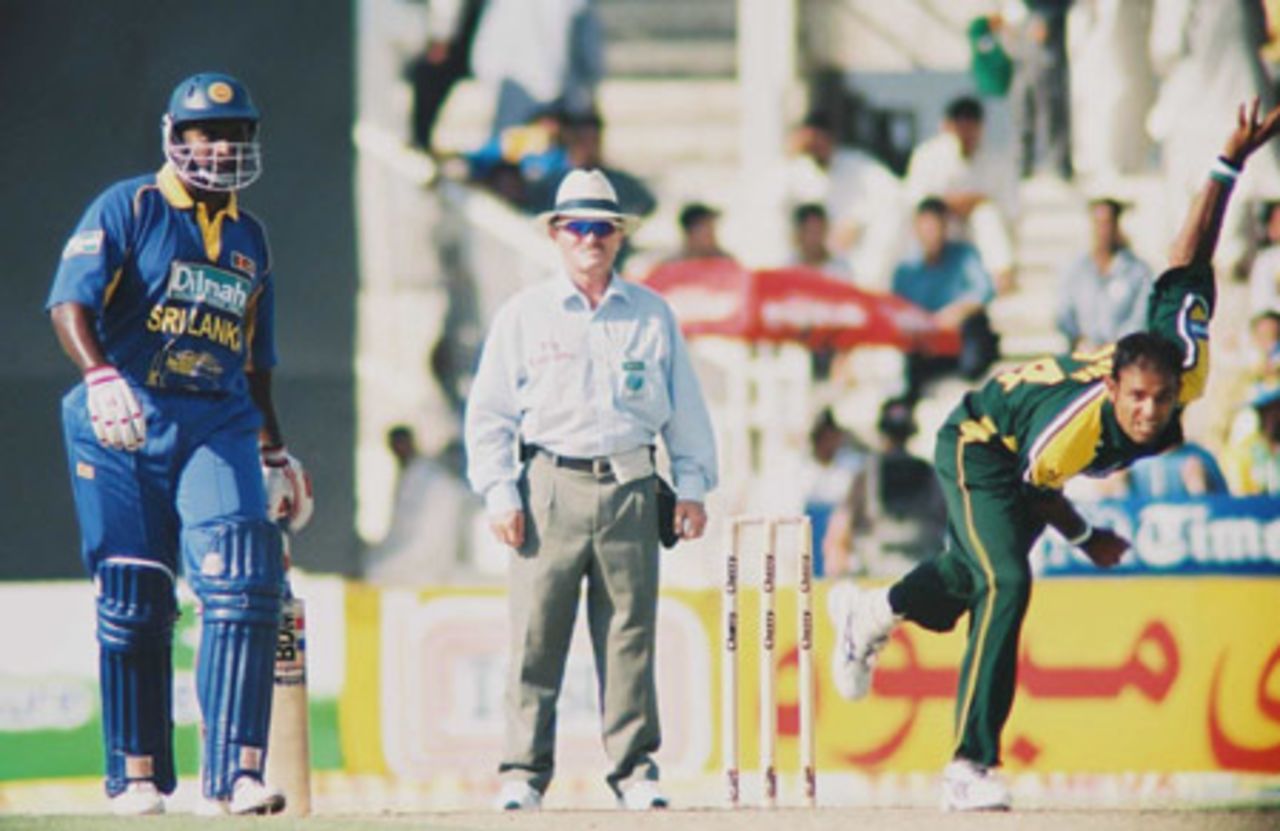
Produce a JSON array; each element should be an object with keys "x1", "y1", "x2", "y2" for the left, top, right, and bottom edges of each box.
[
  {"x1": 185, "y1": 519, "x2": 284, "y2": 799},
  {"x1": 96, "y1": 557, "x2": 178, "y2": 797}
]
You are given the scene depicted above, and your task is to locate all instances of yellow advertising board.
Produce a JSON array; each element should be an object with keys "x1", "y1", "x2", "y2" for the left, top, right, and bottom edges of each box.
[
  {"x1": 339, "y1": 578, "x2": 1280, "y2": 780},
  {"x1": 706, "y1": 578, "x2": 1280, "y2": 775}
]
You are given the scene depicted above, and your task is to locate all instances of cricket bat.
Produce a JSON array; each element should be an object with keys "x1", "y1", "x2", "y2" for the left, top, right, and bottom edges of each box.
[{"x1": 266, "y1": 533, "x2": 312, "y2": 815}]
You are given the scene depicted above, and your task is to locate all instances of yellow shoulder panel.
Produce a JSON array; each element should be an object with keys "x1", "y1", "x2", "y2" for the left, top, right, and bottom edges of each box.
[{"x1": 1024, "y1": 385, "x2": 1107, "y2": 489}]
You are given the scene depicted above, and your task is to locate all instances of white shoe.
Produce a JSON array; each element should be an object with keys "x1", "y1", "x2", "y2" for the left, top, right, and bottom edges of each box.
[
  {"x1": 940, "y1": 758, "x2": 1011, "y2": 811},
  {"x1": 495, "y1": 780, "x2": 542, "y2": 811},
  {"x1": 617, "y1": 780, "x2": 669, "y2": 810},
  {"x1": 194, "y1": 796, "x2": 229, "y2": 817},
  {"x1": 828, "y1": 583, "x2": 896, "y2": 700},
  {"x1": 110, "y1": 781, "x2": 164, "y2": 815},
  {"x1": 229, "y1": 776, "x2": 286, "y2": 815}
]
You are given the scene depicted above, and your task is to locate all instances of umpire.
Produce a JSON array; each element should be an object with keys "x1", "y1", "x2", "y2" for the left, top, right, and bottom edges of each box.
[{"x1": 464, "y1": 168, "x2": 718, "y2": 811}]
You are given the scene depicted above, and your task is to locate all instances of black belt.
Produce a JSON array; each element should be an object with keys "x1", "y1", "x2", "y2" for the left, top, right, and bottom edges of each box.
[{"x1": 531, "y1": 446, "x2": 613, "y2": 475}]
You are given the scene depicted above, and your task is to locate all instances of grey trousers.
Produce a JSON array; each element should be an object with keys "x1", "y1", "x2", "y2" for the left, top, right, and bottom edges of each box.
[
  {"x1": 1011, "y1": 10, "x2": 1072, "y2": 179},
  {"x1": 499, "y1": 452, "x2": 661, "y2": 795}
]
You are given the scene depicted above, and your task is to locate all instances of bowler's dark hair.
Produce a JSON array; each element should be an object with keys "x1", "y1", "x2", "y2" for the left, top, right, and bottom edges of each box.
[{"x1": 1111, "y1": 332, "x2": 1183, "y2": 381}]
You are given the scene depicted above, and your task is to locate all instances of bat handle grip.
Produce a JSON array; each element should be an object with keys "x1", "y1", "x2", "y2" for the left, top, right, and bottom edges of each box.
[{"x1": 278, "y1": 522, "x2": 295, "y2": 601}]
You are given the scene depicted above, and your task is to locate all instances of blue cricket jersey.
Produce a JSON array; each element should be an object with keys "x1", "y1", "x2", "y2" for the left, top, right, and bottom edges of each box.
[{"x1": 47, "y1": 164, "x2": 276, "y2": 398}]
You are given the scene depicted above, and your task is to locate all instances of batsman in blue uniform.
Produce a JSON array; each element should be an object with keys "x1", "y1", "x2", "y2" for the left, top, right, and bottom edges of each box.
[{"x1": 47, "y1": 72, "x2": 314, "y2": 816}]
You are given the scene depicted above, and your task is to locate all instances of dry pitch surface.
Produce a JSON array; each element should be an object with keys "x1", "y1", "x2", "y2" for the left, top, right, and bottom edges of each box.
[{"x1": 1, "y1": 808, "x2": 1279, "y2": 831}]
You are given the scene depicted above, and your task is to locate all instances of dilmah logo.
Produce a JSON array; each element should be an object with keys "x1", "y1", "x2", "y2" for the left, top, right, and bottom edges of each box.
[{"x1": 166, "y1": 262, "x2": 250, "y2": 317}]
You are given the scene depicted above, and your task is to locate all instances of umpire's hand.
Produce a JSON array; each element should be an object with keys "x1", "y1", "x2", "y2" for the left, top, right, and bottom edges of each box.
[
  {"x1": 674, "y1": 500, "x2": 707, "y2": 541},
  {"x1": 1082, "y1": 528, "x2": 1129, "y2": 569},
  {"x1": 491, "y1": 510, "x2": 525, "y2": 549}
]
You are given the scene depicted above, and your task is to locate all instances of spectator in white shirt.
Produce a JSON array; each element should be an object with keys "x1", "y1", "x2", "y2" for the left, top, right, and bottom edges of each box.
[
  {"x1": 362, "y1": 426, "x2": 480, "y2": 586},
  {"x1": 470, "y1": 0, "x2": 604, "y2": 135},
  {"x1": 785, "y1": 111, "x2": 906, "y2": 289},
  {"x1": 904, "y1": 96, "x2": 1019, "y2": 293},
  {"x1": 1249, "y1": 200, "x2": 1280, "y2": 313}
]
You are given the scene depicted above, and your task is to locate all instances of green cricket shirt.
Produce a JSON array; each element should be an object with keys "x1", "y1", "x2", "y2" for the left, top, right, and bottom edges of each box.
[{"x1": 943, "y1": 265, "x2": 1214, "y2": 489}]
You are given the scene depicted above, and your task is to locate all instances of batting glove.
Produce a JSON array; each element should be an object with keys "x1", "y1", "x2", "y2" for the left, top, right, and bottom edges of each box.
[
  {"x1": 84, "y1": 366, "x2": 146, "y2": 452},
  {"x1": 261, "y1": 445, "x2": 314, "y2": 533}
]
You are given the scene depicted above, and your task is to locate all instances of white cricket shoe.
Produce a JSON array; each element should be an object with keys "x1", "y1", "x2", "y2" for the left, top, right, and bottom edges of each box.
[
  {"x1": 194, "y1": 791, "x2": 228, "y2": 817},
  {"x1": 827, "y1": 582, "x2": 897, "y2": 700},
  {"x1": 617, "y1": 780, "x2": 669, "y2": 810},
  {"x1": 197, "y1": 776, "x2": 286, "y2": 816},
  {"x1": 229, "y1": 776, "x2": 286, "y2": 815},
  {"x1": 940, "y1": 758, "x2": 1011, "y2": 812},
  {"x1": 110, "y1": 781, "x2": 164, "y2": 815},
  {"x1": 495, "y1": 780, "x2": 542, "y2": 811}
]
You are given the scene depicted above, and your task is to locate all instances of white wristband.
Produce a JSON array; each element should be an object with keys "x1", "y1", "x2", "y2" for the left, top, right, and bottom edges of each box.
[
  {"x1": 1210, "y1": 156, "x2": 1241, "y2": 185},
  {"x1": 1066, "y1": 522, "x2": 1094, "y2": 547}
]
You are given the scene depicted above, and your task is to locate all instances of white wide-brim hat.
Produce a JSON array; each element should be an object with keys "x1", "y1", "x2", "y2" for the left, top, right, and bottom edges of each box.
[{"x1": 536, "y1": 168, "x2": 641, "y2": 232}]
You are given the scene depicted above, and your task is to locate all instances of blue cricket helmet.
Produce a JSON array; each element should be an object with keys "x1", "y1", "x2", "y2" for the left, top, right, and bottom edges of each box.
[
  {"x1": 162, "y1": 72, "x2": 262, "y2": 191},
  {"x1": 167, "y1": 71, "x2": 260, "y2": 124}
]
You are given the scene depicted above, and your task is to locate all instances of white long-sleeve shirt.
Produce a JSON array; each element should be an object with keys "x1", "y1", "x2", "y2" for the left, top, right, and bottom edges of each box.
[
  {"x1": 464, "y1": 271, "x2": 718, "y2": 516},
  {"x1": 470, "y1": 0, "x2": 602, "y2": 105}
]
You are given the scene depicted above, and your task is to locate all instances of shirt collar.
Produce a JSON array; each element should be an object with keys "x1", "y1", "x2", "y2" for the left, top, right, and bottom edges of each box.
[
  {"x1": 156, "y1": 164, "x2": 239, "y2": 220},
  {"x1": 555, "y1": 270, "x2": 632, "y2": 310}
]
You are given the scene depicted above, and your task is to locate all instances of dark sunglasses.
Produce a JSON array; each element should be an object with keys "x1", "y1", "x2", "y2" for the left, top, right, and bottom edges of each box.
[{"x1": 557, "y1": 219, "x2": 620, "y2": 239}]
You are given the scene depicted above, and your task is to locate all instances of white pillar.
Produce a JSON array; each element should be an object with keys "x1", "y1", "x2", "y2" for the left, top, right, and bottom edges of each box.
[{"x1": 736, "y1": 0, "x2": 798, "y2": 267}]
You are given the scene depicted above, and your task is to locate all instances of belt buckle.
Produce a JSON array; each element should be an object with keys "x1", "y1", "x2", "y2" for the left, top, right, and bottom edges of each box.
[{"x1": 592, "y1": 457, "x2": 610, "y2": 477}]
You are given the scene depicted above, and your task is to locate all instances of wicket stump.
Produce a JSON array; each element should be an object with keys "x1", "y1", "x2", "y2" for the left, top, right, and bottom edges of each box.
[{"x1": 722, "y1": 515, "x2": 816, "y2": 808}]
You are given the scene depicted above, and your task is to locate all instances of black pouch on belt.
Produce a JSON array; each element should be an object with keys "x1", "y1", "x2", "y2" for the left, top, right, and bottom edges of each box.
[{"x1": 656, "y1": 476, "x2": 679, "y2": 549}]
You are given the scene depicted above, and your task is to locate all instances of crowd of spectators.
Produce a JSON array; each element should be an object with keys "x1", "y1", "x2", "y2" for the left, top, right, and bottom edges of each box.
[{"x1": 388, "y1": 0, "x2": 1280, "y2": 584}]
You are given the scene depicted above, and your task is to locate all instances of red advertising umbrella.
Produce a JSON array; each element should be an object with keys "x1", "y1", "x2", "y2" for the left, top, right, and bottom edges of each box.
[{"x1": 642, "y1": 258, "x2": 961, "y2": 356}]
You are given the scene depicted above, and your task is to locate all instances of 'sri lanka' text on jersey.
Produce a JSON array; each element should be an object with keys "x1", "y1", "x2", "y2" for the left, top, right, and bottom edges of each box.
[
  {"x1": 948, "y1": 264, "x2": 1214, "y2": 489},
  {"x1": 47, "y1": 164, "x2": 276, "y2": 397}
]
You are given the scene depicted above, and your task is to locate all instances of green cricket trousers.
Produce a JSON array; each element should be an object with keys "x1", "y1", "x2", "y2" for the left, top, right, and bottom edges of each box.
[
  {"x1": 888, "y1": 421, "x2": 1047, "y2": 766},
  {"x1": 500, "y1": 451, "x2": 662, "y2": 796}
]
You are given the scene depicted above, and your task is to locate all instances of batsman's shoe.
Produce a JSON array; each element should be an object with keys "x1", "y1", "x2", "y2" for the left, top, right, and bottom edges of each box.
[
  {"x1": 617, "y1": 780, "x2": 669, "y2": 810},
  {"x1": 194, "y1": 796, "x2": 230, "y2": 817},
  {"x1": 940, "y1": 758, "x2": 1011, "y2": 812},
  {"x1": 495, "y1": 780, "x2": 542, "y2": 811},
  {"x1": 827, "y1": 582, "x2": 896, "y2": 700},
  {"x1": 110, "y1": 781, "x2": 164, "y2": 815},
  {"x1": 229, "y1": 776, "x2": 286, "y2": 815}
]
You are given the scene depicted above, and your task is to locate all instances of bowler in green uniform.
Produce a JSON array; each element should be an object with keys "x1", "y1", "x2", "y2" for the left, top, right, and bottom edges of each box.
[{"x1": 830, "y1": 99, "x2": 1280, "y2": 811}]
